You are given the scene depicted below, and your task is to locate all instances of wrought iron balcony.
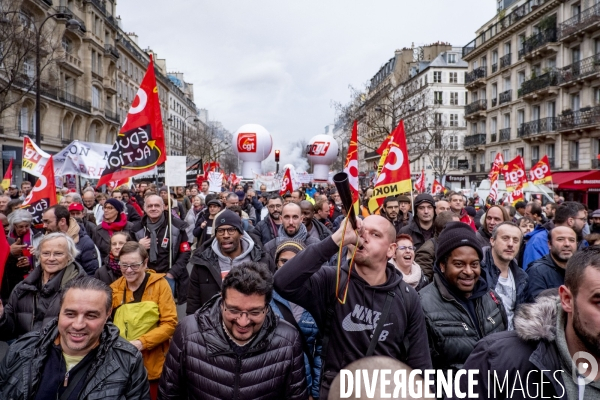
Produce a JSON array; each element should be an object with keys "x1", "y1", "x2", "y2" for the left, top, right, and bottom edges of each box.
[
  {"x1": 104, "y1": 44, "x2": 120, "y2": 59},
  {"x1": 499, "y1": 128, "x2": 511, "y2": 142},
  {"x1": 559, "y1": 105, "x2": 600, "y2": 131},
  {"x1": 86, "y1": 0, "x2": 107, "y2": 15},
  {"x1": 518, "y1": 117, "x2": 559, "y2": 138},
  {"x1": 492, "y1": 63, "x2": 498, "y2": 73},
  {"x1": 53, "y1": 6, "x2": 86, "y2": 31},
  {"x1": 559, "y1": 54, "x2": 600, "y2": 84},
  {"x1": 518, "y1": 28, "x2": 557, "y2": 59},
  {"x1": 59, "y1": 90, "x2": 91, "y2": 112},
  {"x1": 499, "y1": 89, "x2": 512, "y2": 105},
  {"x1": 465, "y1": 67, "x2": 487, "y2": 84},
  {"x1": 558, "y1": 2, "x2": 600, "y2": 41},
  {"x1": 464, "y1": 133, "x2": 487, "y2": 148},
  {"x1": 519, "y1": 70, "x2": 559, "y2": 97},
  {"x1": 465, "y1": 99, "x2": 487, "y2": 115},
  {"x1": 500, "y1": 53, "x2": 512, "y2": 69}
]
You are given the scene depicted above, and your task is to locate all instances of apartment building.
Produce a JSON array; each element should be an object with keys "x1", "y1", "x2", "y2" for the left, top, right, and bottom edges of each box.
[
  {"x1": 397, "y1": 47, "x2": 469, "y2": 191},
  {"x1": 462, "y1": 0, "x2": 600, "y2": 205},
  {"x1": 166, "y1": 72, "x2": 202, "y2": 156}
]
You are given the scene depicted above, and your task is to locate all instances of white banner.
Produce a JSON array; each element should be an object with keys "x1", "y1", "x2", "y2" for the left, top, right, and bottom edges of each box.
[
  {"x1": 53, "y1": 140, "x2": 113, "y2": 179},
  {"x1": 165, "y1": 156, "x2": 187, "y2": 187},
  {"x1": 208, "y1": 171, "x2": 223, "y2": 193},
  {"x1": 253, "y1": 174, "x2": 281, "y2": 192}
]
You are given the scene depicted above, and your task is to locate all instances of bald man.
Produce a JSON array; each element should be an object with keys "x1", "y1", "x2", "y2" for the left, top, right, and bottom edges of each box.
[
  {"x1": 263, "y1": 202, "x2": 321, "y2": 259},
  {"x1": 274, "y1": 215, "x2": 432, "y2": 399}
]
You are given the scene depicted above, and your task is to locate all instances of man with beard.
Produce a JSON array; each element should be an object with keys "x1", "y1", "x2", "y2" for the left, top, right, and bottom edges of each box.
[
  {"x1": 526, "y1": 226, "x2": 577, "y2": 302},
  {"x1": 399, "y1": 194, "x2": 435, "y2": 251},
  {"x1": 545, "y1": 202, "x2": 557, "y2": 224},
  {"x1": 591, "y1": 209, "x2": 600, "y2": 234},
  {"x1": 19, "y1": 181, "x2": 31, "y2": 201},
  {"x1": 397, "y1": 195, "x2": 413, "y2": 228},
  {"x1": 523, "y1": 202, "x2": 587, "y2": 269},
  {"x1": 42, "y1": 205, "x2": 99, "y2": 275},
  {"x1": 452, "y1": 247, "x2": 600, "y2": 399},
  {"x1": 435, "y1": 199, "x2": 451, "y2": 214},
  {"x1": 186, "y1": 210, "x2": 275, "y2": 315},
  {"x1": 132, "y1": 194, "x2": 190, "y2": 304},
  {"x1": 255, "y1": 195, "x2": 284, "y2": 244},
  {"x1": 300, "y1": 200, "x2": 332, "y2": 241},
  {"x1": 263, "y1": 202, "x2": 320, "y2": 259},
  {"x1": 7, "y1": 185, "x2": 19, "y2": 200},
  {"x1": 480, "y1": 222, "x2": 528, "y2": 330},
  {"x1": 380, "y1": 196, "x2": 403, "y2": 235}
]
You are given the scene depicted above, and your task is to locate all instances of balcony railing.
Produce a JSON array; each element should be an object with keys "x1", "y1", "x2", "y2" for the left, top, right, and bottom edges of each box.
[
  {"x1": 59, "y1": 90, "x2": 91, "y2": 111},
  {"x1": 499, "y1": 128, "x2": 511, "y2": 142},
  {"x1": 19, "y1": 129, "x2": 35, "y2": 137},
  {"x1": 465, "y1": 99, "x2": 487, "y2": 115},
  {"x1": 54, "y1": 6, "x2": 86, "y2": 32},
  {"x1": 559, "y1": 105, "x2": 600, "y2": 130},
  {"x1": 518, "y1": 117, "x2": 559, "y2": 137},
  {"x1": 492, "y1": 63, "x2": 498, "y2": 73},
  {"x1": 559, "y1": 2, "x2": 600, "y2": 40},
  {"x1": 570, "y1": 160, "x2": 579, "y2": 169},
  {"x1": 518, "y1": 27, "x2": 557, "y2": 59},
  {"x1": 464, "y1": 133, "x2": 487, "y2": 147},
  {"x1": 87, "y1": 0, "x2": 107, "y2": 15},
  {"x1": 499, "y1": 89, "x2": 512, "y2": 104},
  {"x1": 492, "y1": 98, "x2": 498, "y2": 107},
  {"x1": 490, "y1": 132, "x2": 497, "y2": 142},
  {"x1": 519, "y1": 70, "x2": 559, "y2": 97},
  {"x1": 500, "y1": 53, "x2": 512, "y2": 69},
  {"x1": 559, "y1": 53, "x2": 600, "y2": 84},
  {"x1": 462, "y1": 0, "x2": 554, "y2": 58},
  {"x1": 104, "y1": 44, "x2": 120, "y2": 58},
  {"x1": 465, "y1": 67, "x2": 487, "y2": 84},
  {"x1": 105, "y1": 109, "x2": 120, "y2": 123}
]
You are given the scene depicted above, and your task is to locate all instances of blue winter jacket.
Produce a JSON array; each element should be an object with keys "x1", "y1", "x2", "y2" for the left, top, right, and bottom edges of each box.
[
  {"x1": 522, "y1": 225, "x2": 548, "y2": 270},
  {"x1": 270, "y1": 291, "x2": 322, "y2": 399}
]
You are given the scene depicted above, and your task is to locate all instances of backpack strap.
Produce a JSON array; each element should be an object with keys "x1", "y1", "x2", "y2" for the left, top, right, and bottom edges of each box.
[{"x1": 366, "y1": 291, "x2": 395, "y2": 356}]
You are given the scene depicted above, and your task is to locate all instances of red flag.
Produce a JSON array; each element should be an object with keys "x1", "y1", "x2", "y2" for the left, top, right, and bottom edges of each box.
[
  {"x1": 503, "y1": 155, "x2": 528, "y2": 192},
  {"x1": 415, "y1": 169, "x2": 426, "y2": 193},
  {"x1": 489, "y1": 153, "x2": 504, "y2": 182},
  {"x1": 343, "y1": 120, "x2": 360, "y2": 207},
  {"x1": 279, "y1": 168, "x2": 294, "y2": 196},
  {"x1": 376, "y1": 132, "x2": 393, "y2": 156},
  {"x1": 1, "y1": 158, "x2": 13, "y2": 190},
  {"x1": 97, "y1": 56, "x2": 166, "y2": 187},
  {"x1": 21, "y1": 156, "x2": 57, "y2": 228},
  {"x1": 432, "y1": 179, "x2": 444, "y2": 194},
  {"x1": 529, "y1": 155, "x2": 552, "y2": 185},
  {"x1": 368, "y1": 120, "x2": 412, "y2": 212}
]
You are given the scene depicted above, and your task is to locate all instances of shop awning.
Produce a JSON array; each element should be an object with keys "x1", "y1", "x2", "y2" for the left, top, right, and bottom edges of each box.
[{"x1": 551, "y1": 170, "x2": 600, "y2": 190}]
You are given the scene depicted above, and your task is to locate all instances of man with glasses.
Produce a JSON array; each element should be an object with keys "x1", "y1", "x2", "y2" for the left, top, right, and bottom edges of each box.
[
  {"x1": 132, "y1": 194, "x2": 191, "y2": 305},
  {"x1": 160, "y1": 262, "x2": 307, "y2": 399},
  {"x1": 186, "y1": 210, "x2": 275, "y2": 315},
  {"x1": 522, "y1": 201, "x2": 588, "y2": 269},
  {"x1": 255, "y1": 195, "x2": 284, "y2": 244}
]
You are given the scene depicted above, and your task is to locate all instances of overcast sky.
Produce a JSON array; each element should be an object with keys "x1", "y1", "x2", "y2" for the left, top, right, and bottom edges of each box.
[{"x1": 118, "y1": 0, "x2": 496, "y2": 167}]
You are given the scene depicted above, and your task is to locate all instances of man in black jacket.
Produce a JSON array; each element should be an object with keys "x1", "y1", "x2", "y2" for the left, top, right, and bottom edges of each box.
[
  {"x1": 132, "y1": 194, "x2": 191, "y2": 304},
  {"x1": 380, "y1": 196, "x2": 403, "y2": 235},
  {"x1": 273, "y1": 215, "x2": 432, "y2": 399},
  {"x1": 263, "y1": 203, "x2": 320, "y2": 259},
  {"x1": 453, "y1": 247, "x2": 600, "y2": 399},
  {"x1": 186, "y1": 210, "x2": 275, "y2": 315},
  {"x1": 160, "y1": 262, "x2": 307, "y2": 400},
  {"x1": 255, "y1": 194, "x2": 283, "y2": 245},
  {"x1": 481, "y1": 222, "x2": 529, "y2": 329},
  {"x1": 300, "y1": 200, "x2": 332, "y2": 241},
  {"x1": 399, "y1": 193, "x2": 435, "y2": 251},
  {"x1": 0, "y1": 276, "x2": 150, "y2": 400}
]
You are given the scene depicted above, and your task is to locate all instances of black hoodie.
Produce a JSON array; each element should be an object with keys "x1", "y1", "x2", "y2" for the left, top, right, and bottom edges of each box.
[{"x1": 274, "y1": 237, "x2": 432, "y2": 398}]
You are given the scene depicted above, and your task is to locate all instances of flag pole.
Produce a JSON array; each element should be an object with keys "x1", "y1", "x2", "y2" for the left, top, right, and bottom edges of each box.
[{"x1": 167, "y1": 184, "x2": 172, "y2": 272}]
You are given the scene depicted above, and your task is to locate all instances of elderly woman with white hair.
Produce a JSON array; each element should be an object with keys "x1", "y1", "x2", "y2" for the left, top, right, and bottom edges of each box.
[
  {"x1": 0, "y1": 232, "x2": 86, "y2": 341},
  {"x1": 8, "y1": 209, "x2": 42, "y2": 268}
]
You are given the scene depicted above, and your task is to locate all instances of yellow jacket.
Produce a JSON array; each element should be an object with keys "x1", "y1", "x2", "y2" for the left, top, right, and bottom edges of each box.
[{"x1": 110, "y1": 271, "x2": 178, "y2": 380}]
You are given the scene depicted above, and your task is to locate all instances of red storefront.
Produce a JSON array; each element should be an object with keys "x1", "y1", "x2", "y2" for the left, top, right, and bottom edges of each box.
[{"x1": 551, "y1": 170, "x2": 600, "y2": 209}]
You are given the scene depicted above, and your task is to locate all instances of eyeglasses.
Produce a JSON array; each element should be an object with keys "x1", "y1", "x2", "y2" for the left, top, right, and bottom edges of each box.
[
  {"x1": 216, "y1": 227, "x2": 238, "y2": 236},
  {"x1": 40, "y1": 251, "x2": 66, "y2": 258},
  {"x1": 267, "y1": 205, "x2": 283, "y2": 209},
  {"x1": 119, "y1": 261, "x2": 145, "y2": 271},
  {"x1": 223, "y1": 304, "x2": 267, "y2": 320},
  {"x1": 397, "y1": 246, "x2": 415, "y2": 252}
]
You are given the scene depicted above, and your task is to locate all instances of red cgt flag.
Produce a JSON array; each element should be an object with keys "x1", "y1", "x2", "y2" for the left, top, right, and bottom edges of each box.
[
  {"x1": 1, "y1": 158, "x2": 13, "y2": 190},
  {"x1": 97, "y1": 55, "x2": 166, "y2": 188},
  {"x1": 376, "y1": 132, "x2": 393, "y2": 156},
  {"x1": 529, "y1": 155, "x2": 552, "y2": 185},
  {"x1": 432, "y1": 179, "x2": 444, "y2": 195},
  {"x1": 21, "y1": 156, "x2": 57, "y2": 228},
  {"x1": 489, "y1": 153, "x2": 504, "y2": 182},
  {"x1": 279, "y1": 168, "x2": 294, "y2": 196},
  {"x1": 503, "y1": 155, "x2": 528, "y2": 192},
  {"x1": 343, "y1": 120, "x2": 360, "y2": 208}
]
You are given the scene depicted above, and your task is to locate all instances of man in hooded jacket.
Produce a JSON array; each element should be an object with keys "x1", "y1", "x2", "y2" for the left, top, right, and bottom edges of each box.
[
  {"x1": 274, "y1": 215, "x2": 432, "y2": 399},
  {"x1": 186, "y1": 209, "x2": 275, "y2": 315},
  {"x1": 263, "y1": 203, "x2": 320, "y2": 259}
]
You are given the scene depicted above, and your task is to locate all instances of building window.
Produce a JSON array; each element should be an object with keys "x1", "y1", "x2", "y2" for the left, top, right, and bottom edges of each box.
[
  {"x1": 92, "y1": 86, "x2": 101, "y2": 108},
  {"x1": 547, "y1": 144, "x2": 555, "y2": 167},
  {"x1": 516, "y1": 147, "x2": 524, "y2": 159},
  {"x1": 570, "y1": 141, "x2": 579, "y2": 161},
  {"x1": 491, "y1": 117, "x2": 497, "y2": 134},
  {"x1": 450, "y1": 92, "x2": 458, "y2": 105},
  {"x1": 449, "y1": 136, "x2": 458, "y2": 150},
  {"x1": 434, "y1": 91, "x2": 443, "y2": 105},
  {"x1": 433, "y1": 71, "x2": 442, "y2": 83},
  {"x1": 503, "y1": 149, "x2": 510, "y2": 162},
  {"x1": 434, "y1": 156, "x2": 441, "y2": 168},
  {"x1": 571, "y1": 93, "x2": 580, "y2": 111},
  {"x1": 434, "y1": 113, "x2": 442, "y2": 126},
  {"x1": 450, "y1": 114, "x2": 458, "y2": 126},
  {"x1": 531, "y1": 146, "x2": 539, "y2": 163},
  {"x1": 449, "y1": 72, "x2": 457, "y2": 83},
  {"x1": 450, "y1": 157, "x2": 458, "y2": 168},
  {"x1": 448, "y1": 54, "x2": 456, "y2": 64}
]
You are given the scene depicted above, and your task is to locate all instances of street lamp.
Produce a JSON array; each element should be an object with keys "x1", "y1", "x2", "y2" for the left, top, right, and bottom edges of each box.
[
  {"x1": 2, "y1": 10, "x2": 83, "y2": 146},
  {"x1": 167, "y1": 115, "x2": 199, "y2": 156},
  {"x1": 275, "y1": 149, "x2": 280, "y2": 173}
]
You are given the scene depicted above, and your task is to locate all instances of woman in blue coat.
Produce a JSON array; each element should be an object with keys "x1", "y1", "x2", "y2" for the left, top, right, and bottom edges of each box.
[{"x1": 270, "y1": 239, "x2": 322, "y2": 399}]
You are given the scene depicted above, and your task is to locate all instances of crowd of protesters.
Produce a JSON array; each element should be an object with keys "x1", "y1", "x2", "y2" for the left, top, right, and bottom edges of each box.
[{"x1": 1, "y1": 179, "x2": 600, "y2": 399}]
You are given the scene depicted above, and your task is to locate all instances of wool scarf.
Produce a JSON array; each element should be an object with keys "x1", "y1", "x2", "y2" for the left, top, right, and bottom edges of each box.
[{"x1": 101, "y1": 213, "x2": 128, "y2": 236}]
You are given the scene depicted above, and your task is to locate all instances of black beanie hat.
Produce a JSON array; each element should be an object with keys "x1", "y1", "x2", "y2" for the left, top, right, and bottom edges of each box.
[
  {"x1": 436, "y1": 221, "x2": 483, "y2": 263},
  {"x1": 104, "y1": 198, "x2": 124, "y2": 214},
  {"x1": 414, "y1": 193, "x2": 435, "y2": 209},
  {"x1": 214, "y1": 209, "x2": 243, "y2": 233}
]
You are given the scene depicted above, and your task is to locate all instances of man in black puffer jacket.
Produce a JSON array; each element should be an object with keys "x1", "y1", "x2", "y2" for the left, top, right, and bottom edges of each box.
[
  {"x1": 0, "y1": 276, "x2": 150, "y2": 400},
  {"x1": 160, "y1": 262, "x2": 307, "y2": 400}
]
